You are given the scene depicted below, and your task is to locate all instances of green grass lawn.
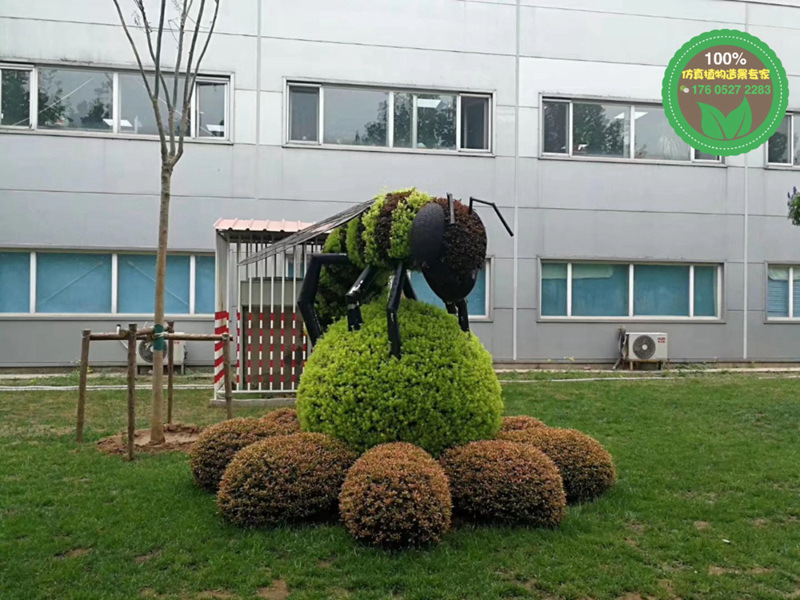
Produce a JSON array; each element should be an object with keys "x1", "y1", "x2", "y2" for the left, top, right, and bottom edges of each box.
[{"x1": 1, "y1": 374, "x2": 800, "y2": 599}]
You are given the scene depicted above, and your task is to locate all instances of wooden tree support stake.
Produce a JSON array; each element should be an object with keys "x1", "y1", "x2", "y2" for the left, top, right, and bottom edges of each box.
[
  {"x1": 167, "y1": 320, "x2": 175, "y2": 424},
  {"x1": 126, "y1": 323, "x2": 137, "y2": 461},
  {"x1": 222, "y1": 334, "x2": 234, "y2": 419},
  {"x1": 76, "y1": 327, "x2": 232, "y2": 448},
  {"x1": 76, "y1": 329, "x2": 91, "y2": 443}
]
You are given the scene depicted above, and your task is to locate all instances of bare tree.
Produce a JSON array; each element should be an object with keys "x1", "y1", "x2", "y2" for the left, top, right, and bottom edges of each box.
[{"x1": 112, "y1": 0, "x2": 220, "y2": 444}]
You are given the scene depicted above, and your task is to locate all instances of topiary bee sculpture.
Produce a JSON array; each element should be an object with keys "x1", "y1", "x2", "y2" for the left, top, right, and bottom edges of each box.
[
  {"x1": 305, "y1": 189, "x2": 512, "y2": 357},
  {"x1": 244, "y1": 189, "x2": 512, "y2": 358}
]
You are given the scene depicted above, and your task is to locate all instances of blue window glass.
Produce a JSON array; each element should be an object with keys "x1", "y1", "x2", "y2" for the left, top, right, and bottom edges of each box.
[
  {"x1": 572, "y1": 263, "x2": 628, "y2": 316},
  {"x1": 541, "y1": 262, "x2": 567, "y2": 316},
  {"x1": 634, "y1": 265, "x2": 690, "y2": 316},
  {"x1": 767, "y1": 267, "x2": 789, "y2": 318},
  {"x1": 0, "y1": 252, "x2": 30, "y2": 312},
  {"x1": 118, "y1": 254, "x2": 190, "y2": 314},
  {"x1": 195, "y1": 256, "x2": 215, "y2": 314},
  {"x1": 409, "y1": 265, "x2": 487, "y2": 317},
  {"x1": 36, "y1": 253, "x2": 111, "y2": 313},
  {"x1": 794, "y1": 272, "x2": 800, "y2": 319},
  {"x1": 693, "y1": 266, "x2": 717, "y2": 317}
]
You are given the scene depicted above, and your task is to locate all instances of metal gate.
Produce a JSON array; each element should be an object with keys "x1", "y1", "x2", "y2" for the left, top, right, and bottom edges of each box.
[{"x1": 213, "y1": 219, "x2": 325, "y2": 397}]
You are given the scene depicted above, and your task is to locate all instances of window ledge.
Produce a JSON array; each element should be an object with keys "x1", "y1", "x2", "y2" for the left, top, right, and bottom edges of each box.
[
  {"x1": 764, "y1": 163, "x2": 800, "y2": 170},
  {"x1": 764, "y1": 318, "x2": 800, "y2": 324},
  {"x1": 0, "y1": 127, "x2": 232, "y2": 145},
  {"x1": 538, "y1": 153, "x2": 726, "y2": 167},
  {"x1": 468, "y1": 316, "x2": 492, "y2": 323},
  {"x1": 283, "y1": 142, "x2": 494, "y2": 158},
  {"x1": 0, "y1": 313, "x2": 215, "y2": 321},
  {"x1": 537, "y1": 317, "x2": 726, "y2": 324}
]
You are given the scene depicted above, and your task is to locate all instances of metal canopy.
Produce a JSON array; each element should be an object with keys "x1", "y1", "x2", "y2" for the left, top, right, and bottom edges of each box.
[{"x1": 237, "y1": 198, "x2": 377, "y2": 266}]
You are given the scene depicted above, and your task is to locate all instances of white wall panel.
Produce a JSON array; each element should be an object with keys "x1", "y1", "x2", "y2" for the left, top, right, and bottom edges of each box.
[
  {"x1": 259, "y1": 38, "x2": 516, "y2": 105},
  {"x1": 261, "y1": 0, "x2": 517, "y2": 56}
]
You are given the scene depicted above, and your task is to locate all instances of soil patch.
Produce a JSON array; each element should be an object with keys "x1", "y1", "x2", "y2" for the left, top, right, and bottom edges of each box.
[
  {"x1": 258, "y1": 580, "x2": 289, "y2": 600},
  {"x1": 57, "y1": 548, "x2": 90, "y2": 559},
  {"x1": 97, "y1": 423, "x2": 204, "y2": 455}
]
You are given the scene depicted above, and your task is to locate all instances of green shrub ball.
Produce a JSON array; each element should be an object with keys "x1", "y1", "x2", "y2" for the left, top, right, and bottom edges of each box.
[{"x1": 297, "y1": 298, "x2": 503, "y2": 455}]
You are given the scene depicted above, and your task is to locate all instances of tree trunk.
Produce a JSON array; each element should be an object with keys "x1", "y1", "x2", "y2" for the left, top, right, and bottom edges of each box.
[{"x1": 150, "y1": 164, "x2": 173, "y2": 445}]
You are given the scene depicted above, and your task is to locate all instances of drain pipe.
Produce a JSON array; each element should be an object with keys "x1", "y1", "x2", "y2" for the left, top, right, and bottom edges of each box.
[{"x1": 512, "y1": 0, "x2": 521, "y2": 361}]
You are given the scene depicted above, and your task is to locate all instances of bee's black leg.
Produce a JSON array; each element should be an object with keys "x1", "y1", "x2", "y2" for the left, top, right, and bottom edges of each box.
[
  {"x1": 455, "y1": 299, "x2": 470, "y2": 333},
  {"x1": 402, "y1": 270, "x2": 417, "y2": 300},
  {"x1": 444, "y1": 302, "x2": 457, "y2": 315},
  {"x1": 387, "y1": 263, "x2": 406, "y2": 358},
  {"x1": 298, "y1": 253, "x2": 350, "y2": 345},
  {"x1": 346, "y1": 265, "x2": 379, "y2": 331}
]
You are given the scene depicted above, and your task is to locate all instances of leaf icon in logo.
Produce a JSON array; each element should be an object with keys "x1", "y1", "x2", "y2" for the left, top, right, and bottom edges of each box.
[{"x1": 698, "y1": 97, "x2": 753, "y2": 140}]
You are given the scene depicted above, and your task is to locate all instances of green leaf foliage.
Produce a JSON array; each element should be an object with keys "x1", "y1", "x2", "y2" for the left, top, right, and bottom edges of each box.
[
  {"x1": 698, "y1": 98, "x2": 752, "y2": 140},
  {"x1": 361, "y1": 192, "x2": 390, "y2": 268},
  {"x1": 360, "y1": 188, "x2": 433, "y2": 268},
  {"x1": 387, "y1": 189, "x2": 433, "y2": 262},
  {"x1": 316, "y1": 226, "x2": 388, "y2": 330},
  {"x1": 297, "y1": 298, "x2": 503, "y2": 455}
]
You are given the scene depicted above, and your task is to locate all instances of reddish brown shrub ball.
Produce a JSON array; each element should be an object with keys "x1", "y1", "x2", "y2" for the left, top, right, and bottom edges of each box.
[
  {"x1": 190, "y1": 417, "x2": 283, "y2": 492},
  {"x1": 499, "y1": 415, "x2": 547, "y2": 433},
  {"x1": 260, "y1": 407, "x2": 301, "y2": 436},
  {"x1": 499, "y1": 427, "x2": 617, "y2": 503},
  {"x1": 218, "y1": 432, "x2": 357, "y2": 528},
  {"x1": 440, "y1": 440, "x2": 566, "y2": 527},
  {"x1": 339, "y1": 442, "x2": 452, "y2": 548}
]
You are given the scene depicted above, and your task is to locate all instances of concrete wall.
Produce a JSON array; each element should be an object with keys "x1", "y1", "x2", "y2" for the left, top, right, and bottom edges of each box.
[{"x1": 1, "y1": 0, "x2": 800, "y2": 367}]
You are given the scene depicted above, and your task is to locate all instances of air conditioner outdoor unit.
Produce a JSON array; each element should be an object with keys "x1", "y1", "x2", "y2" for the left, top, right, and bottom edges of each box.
[
  {"x1": 625, "y1": 332, "x2": 668, "y2": 364},
  {"x1": 136, "y1": 339, "x2": 186, "y2": 370}
]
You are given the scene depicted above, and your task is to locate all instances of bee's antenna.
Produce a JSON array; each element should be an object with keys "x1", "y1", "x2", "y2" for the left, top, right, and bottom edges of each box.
[
  {"x1": 446, "y1": 192, "x2": 455, "y2": 224},
  {"x1": 469, "y1": 197, "x2": 514, "y2": 237}
]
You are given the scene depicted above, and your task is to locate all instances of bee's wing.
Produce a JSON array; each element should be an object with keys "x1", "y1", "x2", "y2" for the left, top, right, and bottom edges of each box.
[{"x1": 238, "y1": 198, "x2": 377, "y2": 266}]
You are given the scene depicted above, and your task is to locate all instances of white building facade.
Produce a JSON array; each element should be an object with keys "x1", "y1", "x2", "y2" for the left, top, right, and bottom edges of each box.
[{"x1": 1, "y1": 0, "x2": 800, "y2": 368}]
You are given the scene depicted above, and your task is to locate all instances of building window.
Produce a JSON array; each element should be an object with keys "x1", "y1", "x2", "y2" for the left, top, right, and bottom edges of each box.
[
  {"x1": 38, "y1": 68, "x2": 113, "y2": 132},
  {"x1": 767, "y1": 266, "x2": 800, "y2": 319},
  {"x1": 409, "y1": 261, "x2": 490, "y2": 318},
  {"x1": 767, "y1": 115, "x2": 800, "y2": 165},
  {"x1": 541, "y1": 261, "x2": 721, "y2": 319},
  {"x1": 0, "y1": 250, "x2": 214, "y2": 315},
  {"x1": 194, "y1": 255, "x2": 216, "y2": 314},
  {"x1": 461, "y1": 95, "x2": 490, "y2": 151},
  {"x1": 288, "y1": 85, "x2": 319, "y2": 142},
  {"x1": 118, "y1": 72, "x2": 191, "y2": 137},
  {"x1": 0, "y1": 63, "x2": 228, "y2": 140},
  {"x1": 118, "y1": 254, "x2": 190, "y2": 314},
  {"x1": 0, "y1": 252, "x2": 30, "y2": 312},
  {"x1": 36, "y1": 253, "x2": 112, "y2": 313},
  {"x1": 542, "y1": 98, "x2": 721, "y2": 163},
  {"x1": 288, "y1": 83, "x2": 491, "y2": 152},
  {"x1": 196, "y1": 80, "x2": 227, "y2": 138},
  {"x1": 0, "y1": 66, "x2": 32, "y2": 127},
  {"x1": 323, "y1": 86, "x2": 389, "y2": 146}
]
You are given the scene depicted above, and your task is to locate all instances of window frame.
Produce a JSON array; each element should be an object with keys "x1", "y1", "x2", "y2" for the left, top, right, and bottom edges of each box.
[
  {"x1": 540, "y1": 95, "x2": 724, "y2": 165},
  {"x1": 0, "y1": 250, "x2": 216, "y2": 318},
  {"x1": 285, "y1": 81, "x2": 493, "y2": 154},
  {"x1": 765, "y1": 264, "x2": 799, "y2": 321},
  {"x1": 194, "y1": 76, "x2": 230, "y2": 140},
  {"x1": 0, "y1": 62, "x2": 231, "y2": 142},
  {"x1": 765, "y1": 113, "x2": 797, "y2": 167},
  {"x1": 0, "y1": 63, "x2": 36, "y2": 129},
  {"x1": 538, "y1": 259, "x2": 724, "y2": 322}
]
